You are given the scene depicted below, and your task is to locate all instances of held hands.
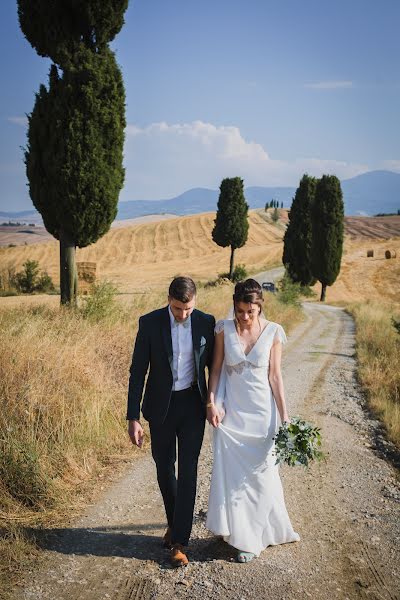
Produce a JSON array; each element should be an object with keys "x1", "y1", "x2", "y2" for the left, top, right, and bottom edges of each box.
[
  {"x1": 207, "y1": 403, "x2": 225, "y2": 428},
  {"x1": 128, "y1": 420, "x2": 144, "y2": 448}
]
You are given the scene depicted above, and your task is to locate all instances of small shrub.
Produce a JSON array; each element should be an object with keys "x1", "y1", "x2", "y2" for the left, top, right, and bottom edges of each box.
[
  {"x1": 219, "y1": 264, "x2": 248, "y2": 283},
  {"x1": 12, "y1": 260, "x2": 55, "y2": 294},
  {"x1": 277, "y1": 273, "x2": 302, "y2": 305},
  {"x1": 79, "y1": 280, "x2": 120, "y2": 323},
  {"x1": 300, "y1": 285, "x2": 317, "y2": 298},
  {"x1": 36, "y1": 271, "x2": 55, "y2": 293},
  {"x1": 272, "y1": 207, "x2": 280, "y2": 223},
  {"x1": 14, "y1": 260, "x2": 40, "y2": 293}
]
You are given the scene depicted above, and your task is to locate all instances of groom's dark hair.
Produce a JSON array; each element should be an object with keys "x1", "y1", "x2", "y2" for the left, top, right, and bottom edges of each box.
[{"x1": 169, "y1": 276, "x2": 197, "y2": 303}]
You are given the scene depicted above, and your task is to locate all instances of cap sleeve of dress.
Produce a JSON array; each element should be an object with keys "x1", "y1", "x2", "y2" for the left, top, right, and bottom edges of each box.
[
  {"x1": 214, "y1": 319, "x2": 225, "y2": 335},
  {"x1": 273, "y1": 323, "x2": 287, "y2": 344}
]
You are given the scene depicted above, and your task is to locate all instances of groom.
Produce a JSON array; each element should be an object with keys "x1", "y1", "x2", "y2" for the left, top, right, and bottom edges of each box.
[{"x1": 127, "y1": 276, "x2": 215, "y2": 566}]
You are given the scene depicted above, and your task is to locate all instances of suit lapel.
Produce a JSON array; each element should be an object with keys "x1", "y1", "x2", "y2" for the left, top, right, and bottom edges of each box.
[
  {"x1": 191, "y1": 309, "x2": 201, "y2": 378},
  {"x1": 161, "y1": 306, "x2": 174, "y2": 374}
]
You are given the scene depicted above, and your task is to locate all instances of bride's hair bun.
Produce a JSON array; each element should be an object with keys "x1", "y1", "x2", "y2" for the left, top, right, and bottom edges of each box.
[{"x1": 233, "y1": 278, "x2": 264, "y2": 311}]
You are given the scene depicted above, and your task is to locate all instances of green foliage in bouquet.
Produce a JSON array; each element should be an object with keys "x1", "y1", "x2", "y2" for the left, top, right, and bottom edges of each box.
[{"x1": 273, "y1": 417, "x2": 324, "y2": 467}]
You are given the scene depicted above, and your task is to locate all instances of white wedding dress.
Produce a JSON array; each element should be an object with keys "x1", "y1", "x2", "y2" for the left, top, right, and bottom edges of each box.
[{"x1": 206, "y1": 319, "x2": 300, "y2": 556}]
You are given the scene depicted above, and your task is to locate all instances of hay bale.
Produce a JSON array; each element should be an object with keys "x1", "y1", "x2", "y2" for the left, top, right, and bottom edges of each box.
[
  {"x1": 77, "y1": 261, "x2": 97, "y2": 294},
  {"x1": 385, "y1": 250, "x2": 397, "y2": 259},
  {"x1": 367, "y1": 249, "x2": 374, "y2": 257}
]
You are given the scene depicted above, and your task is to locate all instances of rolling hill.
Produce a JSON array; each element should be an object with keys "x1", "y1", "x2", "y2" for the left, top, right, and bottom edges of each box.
[{"x1": 2, "y1": 171, "x2": 399, "y2": 223}]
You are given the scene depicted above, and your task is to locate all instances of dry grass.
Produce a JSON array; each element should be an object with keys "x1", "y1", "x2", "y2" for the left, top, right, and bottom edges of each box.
[{"x1": 348, "y1": 301, "x2": 400, "y2": 446}]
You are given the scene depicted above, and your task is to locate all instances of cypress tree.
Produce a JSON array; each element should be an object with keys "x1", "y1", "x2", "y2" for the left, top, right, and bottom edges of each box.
[
  {"x1": 283, "y1": 174, "x2": 316, "y2": 286},
  {"x1": 18, "y1": 1, "x2": 127, "y2": 305},
  {"x1": 311, "y1": 175, "x2": 344, "y2": 301},
  {"x1": 212, "y1": 177, "x2": 249, "y2": 280}
]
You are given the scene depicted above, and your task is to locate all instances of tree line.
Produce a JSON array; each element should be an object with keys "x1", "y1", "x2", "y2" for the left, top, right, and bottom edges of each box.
[
  {"x1": 265, "y1": 200, "x2": 283, "y2": 209},
  {"x1": 283, "y1": 174, "x2": 344, "y2": 301}
]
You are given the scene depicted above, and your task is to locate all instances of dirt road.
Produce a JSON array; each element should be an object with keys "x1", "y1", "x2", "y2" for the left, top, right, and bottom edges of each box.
[{"x1": 14, "y1": 303, "x2": 399, "y2": 600}]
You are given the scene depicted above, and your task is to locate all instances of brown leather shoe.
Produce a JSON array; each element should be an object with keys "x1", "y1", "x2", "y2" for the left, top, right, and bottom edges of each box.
[
  {"x1": 163, "y1": 527, "x2": 172, "y2": 549},
  {"x1": 170, "y1": 544, "x2": 189, "y2": 567}
]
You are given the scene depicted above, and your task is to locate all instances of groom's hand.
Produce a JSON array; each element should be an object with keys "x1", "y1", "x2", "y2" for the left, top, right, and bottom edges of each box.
[{"x1": 128, "y1": 420, "x2": 144, "y2": 448}]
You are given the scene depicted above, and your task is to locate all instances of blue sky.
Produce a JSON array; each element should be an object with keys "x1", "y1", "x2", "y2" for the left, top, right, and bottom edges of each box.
[{"x1": 1, "y1": 0, "x2": 399, "y2": 211}]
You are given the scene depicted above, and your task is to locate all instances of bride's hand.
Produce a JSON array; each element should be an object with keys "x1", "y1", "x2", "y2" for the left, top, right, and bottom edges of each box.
[{"x1": 207, "y1": 403, "x2": 222, "y2": 428}]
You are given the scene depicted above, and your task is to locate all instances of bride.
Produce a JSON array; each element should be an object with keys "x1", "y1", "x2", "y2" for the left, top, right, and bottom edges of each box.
[{"x1": 206, "y1": 278, "x2": 300, "y2": 562}]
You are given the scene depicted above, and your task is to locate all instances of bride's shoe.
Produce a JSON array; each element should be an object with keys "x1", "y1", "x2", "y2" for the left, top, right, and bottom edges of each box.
[{"x1": 237, "y1": 550, "x2": 255, "y2": 563}]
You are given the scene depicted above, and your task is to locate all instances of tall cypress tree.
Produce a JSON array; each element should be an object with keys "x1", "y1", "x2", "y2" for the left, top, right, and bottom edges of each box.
[
  {"x1": 311, "y1": 175, "x2": 344, "y2": 301},
  {"x1": 18, "y1": 1, "x2": 127, "y2": 305},
  {"x1": 212, "y1": 177, "x2": 249, "y2": 279},
  {"x1": 283, "y1": 174, "x2": 316, "y2": 286}
]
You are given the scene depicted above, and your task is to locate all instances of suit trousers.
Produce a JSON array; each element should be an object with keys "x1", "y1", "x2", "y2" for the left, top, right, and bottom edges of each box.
[{"x1": 149, "y1": 387, "x2": 205, "y2": 546}]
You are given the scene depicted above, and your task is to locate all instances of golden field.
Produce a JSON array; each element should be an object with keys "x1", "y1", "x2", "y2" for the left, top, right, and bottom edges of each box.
[
  {"x1": 0, "y1": 211, "x2": 284, "y2": 294},
  {"x1": 1, "y1": 212, "x2": 399, "y2": 307}
]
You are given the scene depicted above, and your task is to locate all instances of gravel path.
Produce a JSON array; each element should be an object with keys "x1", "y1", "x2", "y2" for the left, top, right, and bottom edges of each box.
[{"x1": 13, "y1": 302, "x2": 400, "y2": 600}]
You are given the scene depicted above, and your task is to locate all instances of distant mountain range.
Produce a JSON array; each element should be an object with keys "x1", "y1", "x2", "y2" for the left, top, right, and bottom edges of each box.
[{"x1": 1, "y1": 170, "x2": 399, "y2": 224}]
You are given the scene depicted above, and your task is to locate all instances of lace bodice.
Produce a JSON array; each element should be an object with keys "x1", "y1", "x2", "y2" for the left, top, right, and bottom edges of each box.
[{"x1": 215, "y1": 319, "x2": 287, "y2": 373}]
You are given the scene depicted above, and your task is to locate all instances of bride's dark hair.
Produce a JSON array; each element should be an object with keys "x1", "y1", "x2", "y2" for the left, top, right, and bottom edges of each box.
[{"x1": 233, "y1": 278, "x2": 264, "y2": 314}]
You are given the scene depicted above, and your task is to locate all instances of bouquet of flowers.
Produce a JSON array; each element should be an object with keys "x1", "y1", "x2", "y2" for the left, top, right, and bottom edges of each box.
[{"x1": 273, "y1": 417, "x2": 324, "y2": 467}]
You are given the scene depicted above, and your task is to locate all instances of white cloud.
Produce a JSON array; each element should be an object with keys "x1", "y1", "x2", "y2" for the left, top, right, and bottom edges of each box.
[
  {"x1": 304, "y1": 81, "x2": 353, "y2": 89},
  {"x1": 7, "y1": 116, "x2": 28, "y2": 127},
  {"x1": 122, "y1": 120, "x2": 369, "y2": 199},
  {"x1": 380, "y1": 160, "x2": 400, "y2": 172}
]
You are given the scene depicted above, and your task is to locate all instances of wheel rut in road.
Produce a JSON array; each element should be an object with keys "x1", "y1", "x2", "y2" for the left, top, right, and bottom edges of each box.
[{"x1": 14, "y1": 303, "x2": 400, "y2": 600}]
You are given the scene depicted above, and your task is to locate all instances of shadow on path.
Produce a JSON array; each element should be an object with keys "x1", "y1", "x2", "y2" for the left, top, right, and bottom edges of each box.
[{"x1": 26, "y1": 524, "x2": 234, "y2": 564}]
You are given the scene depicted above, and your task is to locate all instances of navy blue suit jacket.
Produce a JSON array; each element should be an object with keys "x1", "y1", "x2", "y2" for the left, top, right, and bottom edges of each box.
[{"x1": 126, "y1": 306, "x2": 215, "y2": 425}]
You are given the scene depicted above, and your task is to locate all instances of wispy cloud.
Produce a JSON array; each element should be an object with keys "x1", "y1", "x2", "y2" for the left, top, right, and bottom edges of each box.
[
  {"x1": 122, "y1": 119, "x2": 369, "y2": 200},
  {"x1": 7, "y1": 116, "x2": 28, "y2": 127},
  {"x1": 304, "y1": 80, "x2": 353, "y2": 90}
]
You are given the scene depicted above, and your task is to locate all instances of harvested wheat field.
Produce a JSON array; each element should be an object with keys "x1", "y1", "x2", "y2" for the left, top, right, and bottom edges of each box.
[
  {"x1": 0, "y1": 212, "x2": 399, "y2": 307},
  {"x1": 0, "y1": 211, "x2": 284, "y2": 293},
  {"x1": 314, "y1": 237, "x2": 400, "y2": 304},
  {"x1": 344, "y1": 215, "x2": 400, "y2": 239}
]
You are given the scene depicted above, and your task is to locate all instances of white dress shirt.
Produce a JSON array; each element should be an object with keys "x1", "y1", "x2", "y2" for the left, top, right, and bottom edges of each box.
[{"x1": 168, "y1": 305, "x2": 195, "y2": 391}]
